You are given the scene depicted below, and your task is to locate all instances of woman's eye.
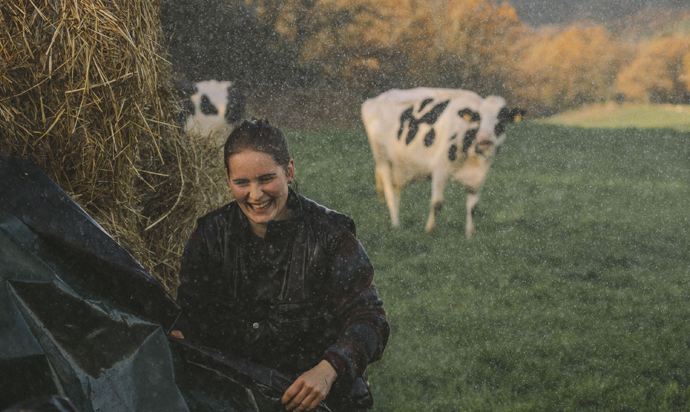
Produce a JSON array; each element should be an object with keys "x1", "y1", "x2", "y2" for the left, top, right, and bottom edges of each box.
[{"x1": 259, "y1": 176, "x2": 274, "y2": 183}]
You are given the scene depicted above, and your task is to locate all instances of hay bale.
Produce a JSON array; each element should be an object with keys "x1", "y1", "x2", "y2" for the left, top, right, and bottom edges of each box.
[{"x1": 0, "y1": 0, "x2": 230, "y2": 294}]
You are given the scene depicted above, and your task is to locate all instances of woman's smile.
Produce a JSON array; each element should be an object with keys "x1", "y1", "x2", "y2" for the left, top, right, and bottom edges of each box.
[{"x1": 248, "y1": 199, "x2": 272, "y2": 210}]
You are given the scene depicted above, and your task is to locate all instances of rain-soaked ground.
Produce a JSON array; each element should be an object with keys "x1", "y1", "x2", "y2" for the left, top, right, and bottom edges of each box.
[{"x1": 286, "y1": 115, "x2": 690, "y2": 411}]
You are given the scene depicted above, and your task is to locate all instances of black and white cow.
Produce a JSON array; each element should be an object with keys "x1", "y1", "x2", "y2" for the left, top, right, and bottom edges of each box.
[
  {"x1": 361, "y1": 87, "x2": 524, "y2": 237},
  {"x1": 176, "y1": 80, "x2": 246, "y2": 138}
]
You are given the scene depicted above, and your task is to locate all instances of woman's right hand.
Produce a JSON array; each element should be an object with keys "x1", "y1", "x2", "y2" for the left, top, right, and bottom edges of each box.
[
  {"x1": 169, "y1": 330, "x2": 185, "y2": 339},
  {"x1": 281, "y1": 360, "x2": 337, "y2": 411}
]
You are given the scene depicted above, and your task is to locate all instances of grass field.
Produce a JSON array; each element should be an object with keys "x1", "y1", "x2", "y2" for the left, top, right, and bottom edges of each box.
[{"x1": 284, "y1": 108, "x2": 690, "y2": 411}]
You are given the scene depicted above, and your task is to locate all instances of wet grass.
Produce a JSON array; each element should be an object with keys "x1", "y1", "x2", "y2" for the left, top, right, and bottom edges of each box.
[{"x1": 286, "y1": 121, "x2": 690, "y2": 412}]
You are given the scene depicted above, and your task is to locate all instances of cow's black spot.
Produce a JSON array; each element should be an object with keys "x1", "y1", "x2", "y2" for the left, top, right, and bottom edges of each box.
[
  {"x1": 419, "y1": 98, "x2": 433, "y2": 112},
  {"x1": 420, "y1": 100, "x2": 450, "y2": 125},
  {"x1": 458, "y1": 108, "x2": 481, "y2": 123},
  {"x1": 433, "y1": 202, "x2": 443, "y2": 216},
  {"x1": 498, "y1": 107, "x2": 513, "y2": 122},
  {"x1": 448, "y1": 144, "x2": 458, "y2": 161},
  {"x1": 423, "y1": 129, "x2": 435, "y2": 147},
  {"x1": 449, "y1": 133, "x2": 458, "y2": 140},
  {"x1": 406, "y1": 122, "x2": 419, "y2": 145},
  {"x1": 397, "y1": 107, "x2": 414, "y2": 140},
  {"x1": 495, "y1": 122, "x2": 506, "y2": 136},
  {"x1": 462, "y1": 129, "x2": 477, "y2": 153},
  {"x1": 200, "y1": 95, "x2": 219, "y2": 116},
  {"x1": 403, "y1": 100, "x2": 450, "y2": 145}
]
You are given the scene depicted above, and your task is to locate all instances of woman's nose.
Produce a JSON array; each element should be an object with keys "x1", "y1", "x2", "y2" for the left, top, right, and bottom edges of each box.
[{"x1": 248, "y1": 183, "x2": 263, "y2": 200}]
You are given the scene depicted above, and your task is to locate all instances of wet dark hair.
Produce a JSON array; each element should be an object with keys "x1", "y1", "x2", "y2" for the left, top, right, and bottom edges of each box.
[{"x1": 223, "y1": 119, "x2": 292, "y2": 173}]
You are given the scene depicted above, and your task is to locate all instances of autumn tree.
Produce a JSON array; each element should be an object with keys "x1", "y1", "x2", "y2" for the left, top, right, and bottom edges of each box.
[
  {"x1": 615, "y1": 35, "x2": 690, "y2": 103},
  {"x1": 243, "y1": 0, "x2": 527, "y2": 96},
  {"x1": 513, "y1": 24, "x2": 625, "y2": 113},
  {"x1": 242, "y1": 0, "x2": 422, "y2": 90},
  {"x1": 318, "y1": 0, "x2": 526, "y2": 95},
  {"x1": 434, "y1": 0, "x2": 526, "y2": 96},
  {"x1": 295, "y1": 0, "x2": 408, "y2": 90},
  {"x1": 243, "y1": 0, "x2": 385, "y2": 84}
]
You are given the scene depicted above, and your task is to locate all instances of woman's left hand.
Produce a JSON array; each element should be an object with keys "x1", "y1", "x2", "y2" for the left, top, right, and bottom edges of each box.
[{"x1": 281, "y1": 360, "x2": 337, "y2": 411}]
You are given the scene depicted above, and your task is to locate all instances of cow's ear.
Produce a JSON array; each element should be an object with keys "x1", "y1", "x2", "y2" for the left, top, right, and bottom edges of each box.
[
  {"x1": 500, "y1": 107, "x2": 526, "y2": 123},
  {"x1": 511, "y1": 108, "x2": 526, "y2": 123}
]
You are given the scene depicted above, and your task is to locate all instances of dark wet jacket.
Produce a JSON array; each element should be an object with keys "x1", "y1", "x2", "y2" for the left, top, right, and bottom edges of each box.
[{"x1": 174, "y1": 191, "x2": 389, "y2": 408}]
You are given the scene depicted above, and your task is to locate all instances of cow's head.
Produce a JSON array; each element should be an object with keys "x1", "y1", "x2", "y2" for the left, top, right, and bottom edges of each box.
[{"x1": 473, "y1": 96, "x2": 525, "y2": 156}]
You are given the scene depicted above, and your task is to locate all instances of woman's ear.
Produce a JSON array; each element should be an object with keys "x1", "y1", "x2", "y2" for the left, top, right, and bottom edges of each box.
[
  {"x1": 225, "y1": 167, "x2": 232, "y2": 186},
  {"x1": 287, "y1": 159, "x2": 295, "y2": 183}
]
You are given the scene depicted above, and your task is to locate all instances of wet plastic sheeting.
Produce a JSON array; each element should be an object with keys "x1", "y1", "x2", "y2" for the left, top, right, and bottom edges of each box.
[
  {"x1": 0, "y1": 157, "x2": 180, "y2": 329},
  {"x1": 0, "y1": 156, "x2": 186, "y2": 411},
  {"x1": 0, "y1": 156, "x2": 332, "y2": 412},
  {"x1": 3, "y1": 395, "x2": 79, "y2": 412},
  {"x1": 0, "y1": 210, "x2": 188, "y2": 411},
  {"x1": 170, "y1": 339, "x2": 330, "y2": 412},
  {"x1": 0, "y1": 210, "x2": 55, "y2": 404}
]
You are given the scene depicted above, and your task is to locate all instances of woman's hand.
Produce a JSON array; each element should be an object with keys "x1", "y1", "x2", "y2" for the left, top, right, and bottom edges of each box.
[
  {"x1": 281, "y1": 360, "x2": 337, "y2": 411},
  {"x1": 169, "y1": 330, "x2": 184, "y2": 339}
]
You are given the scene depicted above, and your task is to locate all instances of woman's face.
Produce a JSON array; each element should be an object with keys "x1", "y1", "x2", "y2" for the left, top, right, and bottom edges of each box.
[{"x1": 226, "y1": 150, "x2": 295, "y2": 237}]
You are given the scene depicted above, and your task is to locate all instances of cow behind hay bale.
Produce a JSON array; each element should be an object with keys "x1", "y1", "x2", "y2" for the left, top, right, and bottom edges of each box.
[{"x1": 0, "y1": 0, "x2": 230, "y2": 294}]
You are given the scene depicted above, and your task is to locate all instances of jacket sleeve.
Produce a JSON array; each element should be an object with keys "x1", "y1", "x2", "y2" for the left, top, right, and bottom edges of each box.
[{"x1": 322, "y1": 229, "x2": 390, "y2": 386}]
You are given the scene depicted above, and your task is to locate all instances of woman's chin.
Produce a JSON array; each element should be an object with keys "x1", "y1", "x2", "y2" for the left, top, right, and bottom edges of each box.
[
  {"x1": 244, "y1": 208, "x2": 276, "y2": 225},
  {"x1": 248, "y1": 213, "x2": 274, "y2": 224}
]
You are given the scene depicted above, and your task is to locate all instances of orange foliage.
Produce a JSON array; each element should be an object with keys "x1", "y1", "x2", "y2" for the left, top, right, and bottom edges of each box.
[
  {"x1": 513, "y1": 25, "x2": 625, "y2": 111},
  {"x1": 615, "y1": 35, "x2": 690, "y2": 103},
  {"x1": 435, "y1": 0, "x2": 526, "y2": 94},
  {"x1": 246, "y1": 0, "x2": 526, "y2": 93},
  {"x1": 245, "y1": 0, "x2": 401, "y2": 84},
  {"x1": 244, "y1": 0, "x2": 690, "y2": 112}
]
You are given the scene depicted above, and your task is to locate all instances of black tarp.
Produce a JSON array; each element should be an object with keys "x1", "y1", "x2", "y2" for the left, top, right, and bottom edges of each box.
[{"x1": 0, "y1": 157, "x2": 330, "y2": 412}]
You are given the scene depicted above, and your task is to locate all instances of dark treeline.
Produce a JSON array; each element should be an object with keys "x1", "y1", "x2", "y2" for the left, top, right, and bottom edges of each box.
[{"x1": 162, "y1": 0, "x2": 690, "y2": 116}]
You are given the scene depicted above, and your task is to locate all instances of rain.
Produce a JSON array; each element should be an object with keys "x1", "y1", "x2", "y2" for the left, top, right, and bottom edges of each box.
[{"x1": 1, "y1": 0, "x2": 690, "y2": 411}]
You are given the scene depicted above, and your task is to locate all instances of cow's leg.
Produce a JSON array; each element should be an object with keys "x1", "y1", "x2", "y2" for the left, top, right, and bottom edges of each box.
[
  {"x1": 391, "y1": 184, "x2": 402, "y2": 227},
  {"x1": 377, "y1": 163, "x2": 400, "y2": 227},
  {"x1": 375, "y1": 169, "x2": 384, "y2": 203},
  {"x1": 425, "y1": 173, "x2": 448, "y2": 232},
  {"x1": 465, "y1": 187, "x2": 480, "y2": 238}
]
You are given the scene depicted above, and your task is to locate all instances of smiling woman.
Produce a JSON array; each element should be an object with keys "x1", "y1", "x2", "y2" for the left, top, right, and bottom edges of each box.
[{"x1": 170, "y1": 119, "x2": 389, "y2": 412}]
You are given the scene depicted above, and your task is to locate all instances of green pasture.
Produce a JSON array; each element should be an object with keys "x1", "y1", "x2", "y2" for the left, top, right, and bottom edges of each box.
[{"x1": 285, "y1": 114, "x2": 690, "y2": 411}]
